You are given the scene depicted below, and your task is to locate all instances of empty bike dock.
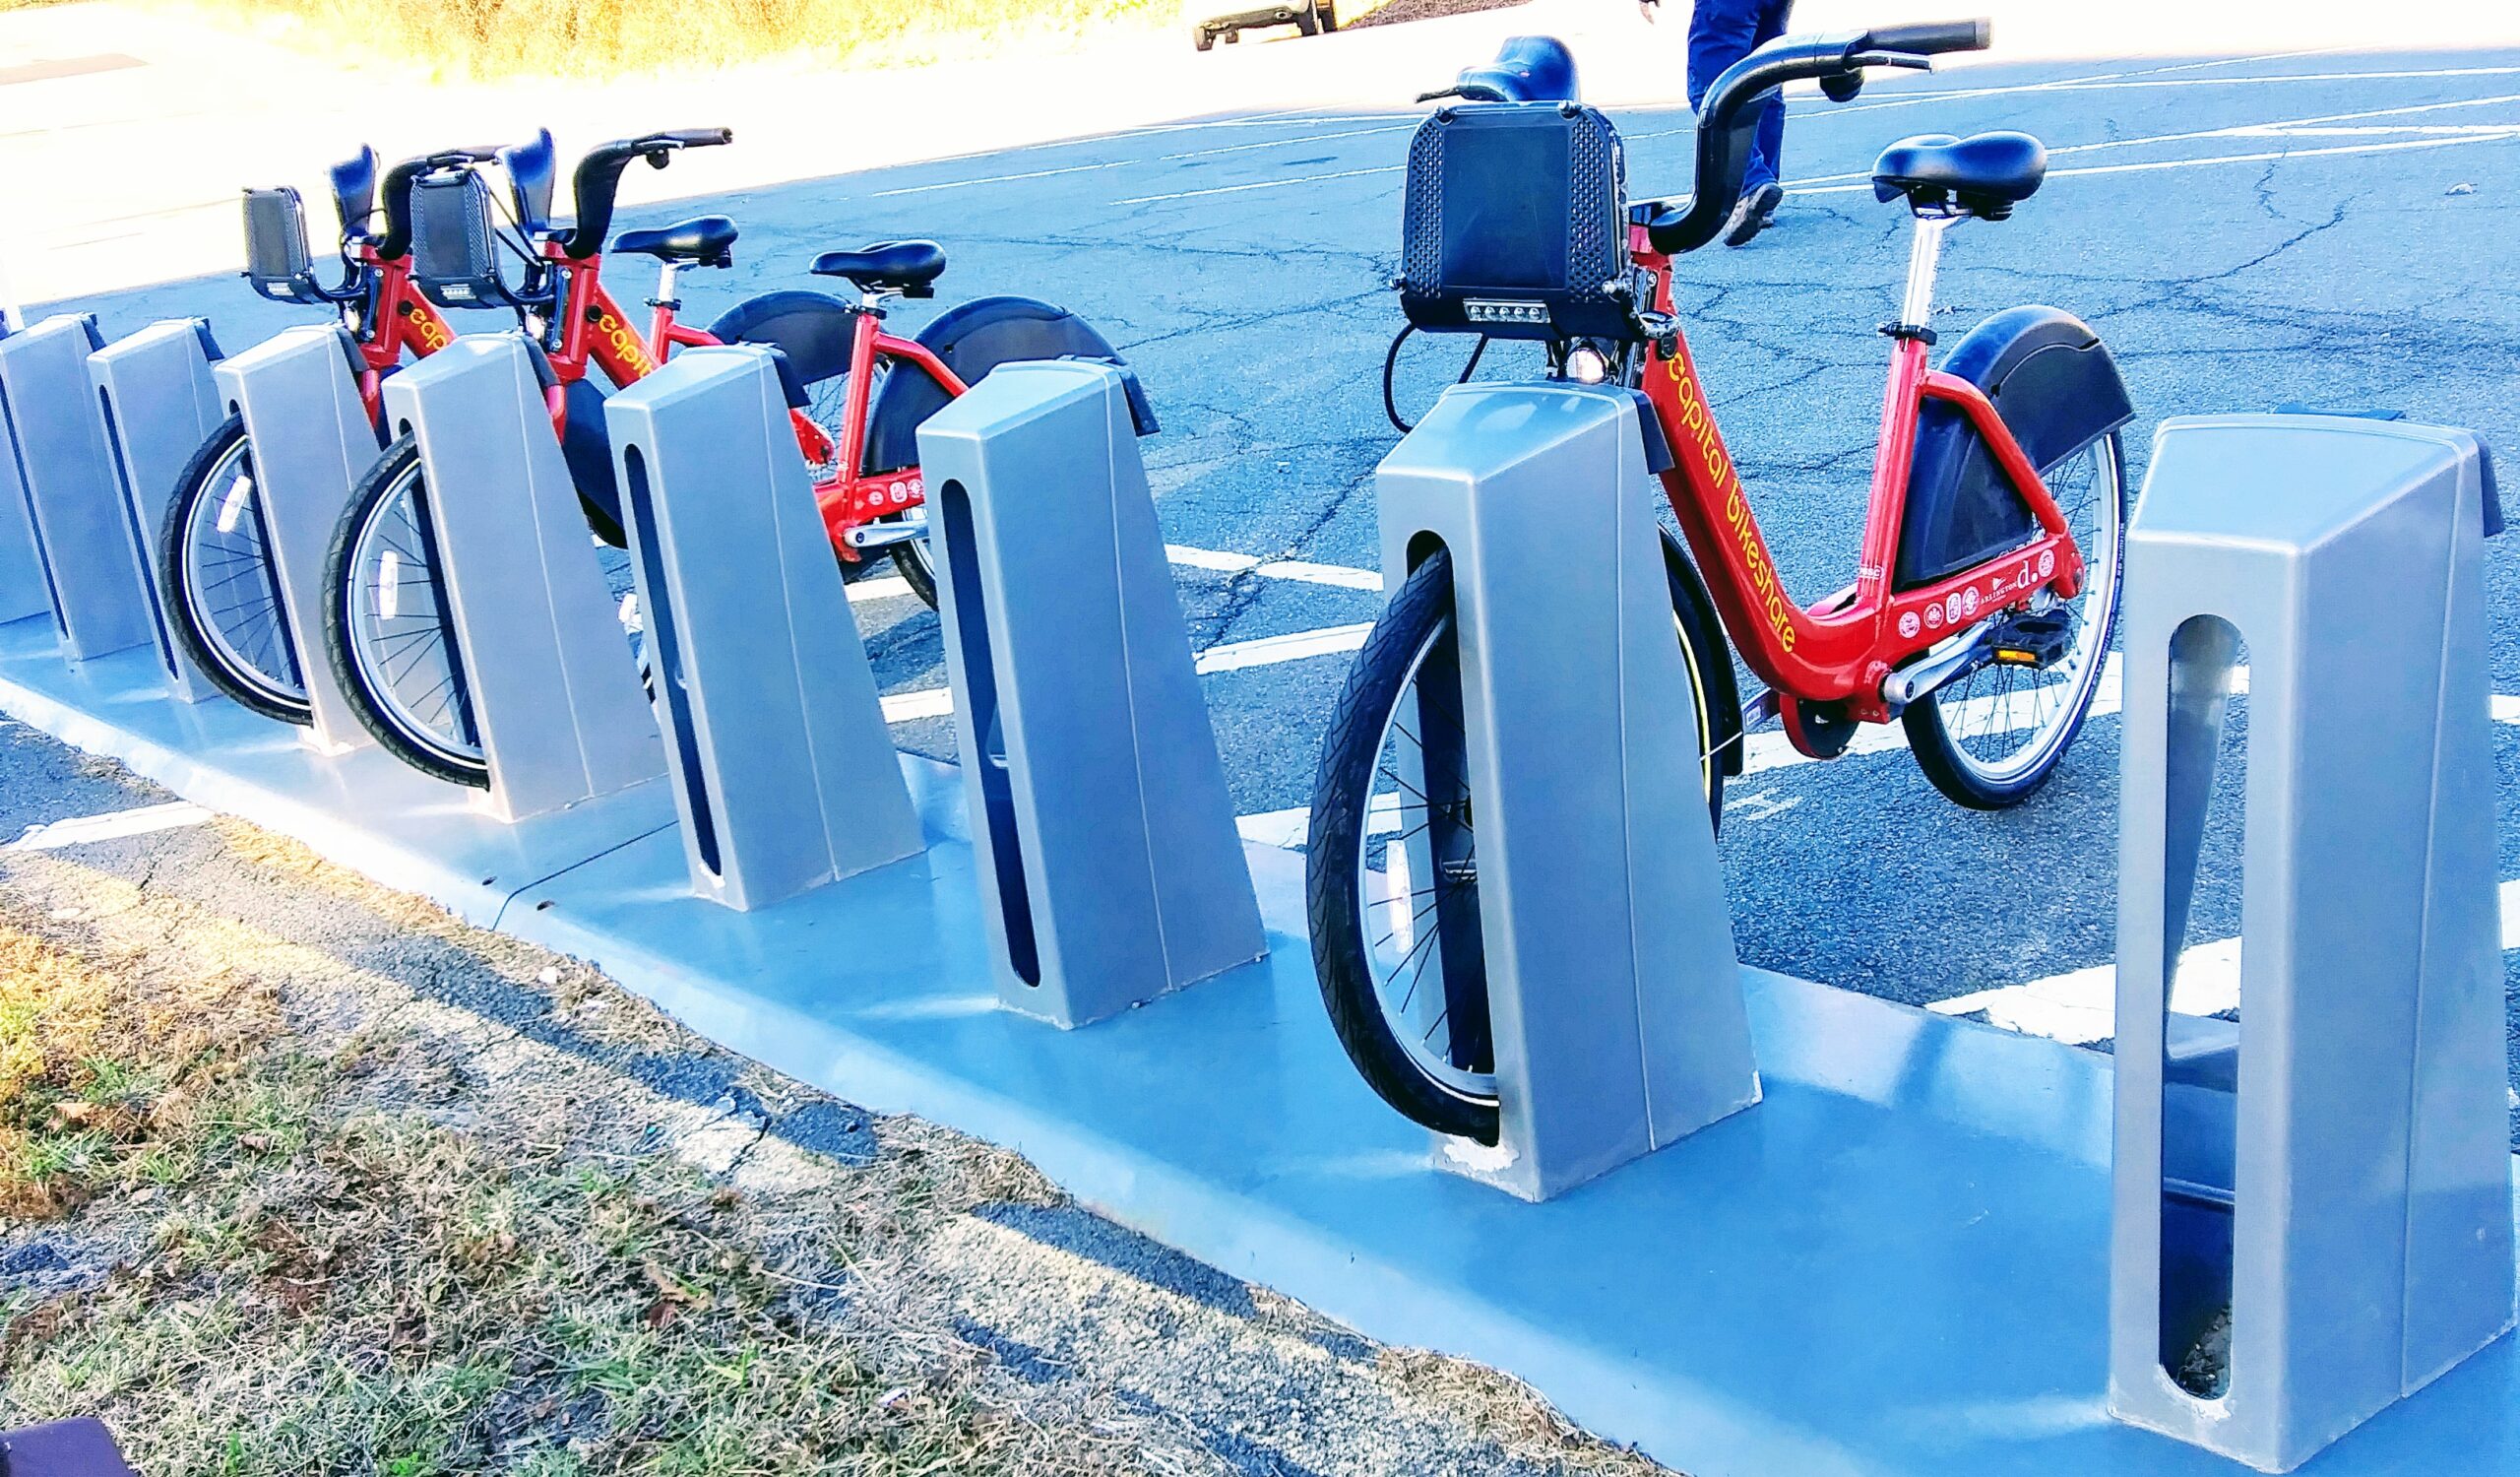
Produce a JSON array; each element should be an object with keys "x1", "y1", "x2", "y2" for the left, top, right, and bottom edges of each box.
[{"x1": 5, "y1": 91, "x2": 2519, "y2": 1469}]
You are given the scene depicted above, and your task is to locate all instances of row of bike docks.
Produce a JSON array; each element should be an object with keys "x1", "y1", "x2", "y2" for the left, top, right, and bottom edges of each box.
[
  {"x1": 0, "y1": 29, "x2": 2514, "y2": 1477},
  {"x1": 3, "y1": 295, "x2": 2512, "y2": 1475}
]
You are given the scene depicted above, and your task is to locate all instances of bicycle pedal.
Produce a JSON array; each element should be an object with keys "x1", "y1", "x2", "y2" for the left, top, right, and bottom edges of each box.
[{"x1": 1988, "y1": 611, "x2": 2072, "y2": 668}]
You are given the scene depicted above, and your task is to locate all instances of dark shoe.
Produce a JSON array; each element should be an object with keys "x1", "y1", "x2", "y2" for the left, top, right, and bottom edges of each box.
[{"x1": 1722, "y1": 182, "x2": 1785, "y2": 247}]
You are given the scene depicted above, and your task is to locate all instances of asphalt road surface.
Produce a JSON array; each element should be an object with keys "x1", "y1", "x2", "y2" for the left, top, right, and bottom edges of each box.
[{"x1": 37, "y1": 38, "x2": 2520, "y2": 1124}]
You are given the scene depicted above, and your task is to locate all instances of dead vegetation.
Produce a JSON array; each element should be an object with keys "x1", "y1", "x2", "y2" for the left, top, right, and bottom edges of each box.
[
  {"x1": 0, "y1": 785, "x2": 1672, "y2": 1475},
  {"x1": 179, "y1": 0, "x2": 1179, "y2": 79}
]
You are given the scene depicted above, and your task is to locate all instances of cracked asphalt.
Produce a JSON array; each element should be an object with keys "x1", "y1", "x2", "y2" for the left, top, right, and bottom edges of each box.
[{"x1": 34, "y1": 39, "x2": 2520, "y2": 1107}]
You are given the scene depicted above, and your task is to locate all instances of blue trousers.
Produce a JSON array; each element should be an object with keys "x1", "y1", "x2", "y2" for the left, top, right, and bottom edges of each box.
[{"x1": 1687, "y1": 0, "x2": 1794, "y2": 195}]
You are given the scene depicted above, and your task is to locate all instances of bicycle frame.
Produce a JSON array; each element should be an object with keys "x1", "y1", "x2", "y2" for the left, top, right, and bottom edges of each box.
[
  {"x1": 536, "y1": 242, "x2": 968, "y2": 562},
  {"x1": 1632, "y1": 234, "x2": 2085, "y2": 731},
  {"x1": 346, "y1": 248, "x2": 454, "y2": 418}
]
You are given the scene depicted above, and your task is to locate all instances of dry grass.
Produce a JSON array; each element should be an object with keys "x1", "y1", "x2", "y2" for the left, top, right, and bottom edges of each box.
[
  {"x1": 0, "y1": 926, "x2": 281, "y2": 1221},
  {"x1": 184, "y1": 0, "x2": 1177, "y2": 78},
  {"x1": 0, "y1": 793, "x2": 1678, "y2": 1477},
  {"x1": 0, "y1": 908, "x2": 1143, "y2": 1474}
]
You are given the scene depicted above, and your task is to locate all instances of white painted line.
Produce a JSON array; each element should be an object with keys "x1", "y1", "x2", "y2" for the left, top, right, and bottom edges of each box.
[
  {"x1": 848, "y1": 574, "x2": 915, "y2": 604},
  {"x1": 872, "y1": 159, "x2": 1130, "y2": 196},
  {"x1": 1236, "y1": 803, "x2": 1311, "y2": 848},
  {"x1": 7, "y1": 801, "x2": 213, "y2": 852},
  {"x1": 1156, "y1": 124, "x2": 1414, "y2": 161},
  {"x1": 1929, "y1": 878, "x2": 2520, "y2": 1047},
  {"x1": 1256, "y1": 558, "x2": 1382, "y2": 591},
  {"x1": 881, "y1": 688, "x2": 957, "y2": 724},
  {"x1": 875, "y1": 123, "x2": 1411, "y2": 197},
  {"x1": 1163, "y1": 546, "x2": 1381, "y2": 590},
  {"x1": 1227, "y1": 653, "x2": 2520, "y2": 850},
  {"x1": 1926, "y1": 941, "x2": 2239, "y2": 1045},
  {"x1": 1116, "y1": 165, "x2": 1401, "y2": 206},
  {"x1": 1237, "y1": 792, "x2": 1402, "y2": 849},
  {"x1": 1628, "y1": 48, "x2": 2358, "y2": 143},
  {"x1": 884, "y1": 620, "x2": 1375, "y2": 725},
  {"x1": 856, "y1": 545, "x2": 1375, "y2": 608},
  {"x1": 1191, "y1": 621, "x2": 1375, "y2": 674},
  {"x1": 1788, "y1": 130, "x2": 2520, "y2": 197},
  {"x1": 1782, "y1": 92, "x2": 2520, "y2": 190},
  {"x1": 1118, "y1": 66, "x2": 2520, "y2": 208},
  {"x1": 1166, "y1": 544, "x2": 1261, "y2": 574}
]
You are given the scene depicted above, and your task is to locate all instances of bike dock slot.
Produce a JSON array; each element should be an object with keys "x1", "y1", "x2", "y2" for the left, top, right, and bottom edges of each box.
[
  {"x1": 1373, "y1": 382, "x2": 1758, "y2": 1201},
  {"x1": 0, "y1": 314, "x2": 156, "y2": 663},
  {"x1": 0, "y1": 322, "x2": 42, "y2": 628},
  {"x1": 215, "y1": 326, "x2": 388, "y2": 753},
  {"x1": 2110, "y1": 414, "x2": 2514, "y2": 1472},
  {"x1": 914, "y1": 358, "x2": 1265, "y2": 1028},
  {"x1": 381, "y1": 335, "x2": 663, "y2": 822},
  {"x1": 86, "y1": 319, "x2": 229, "y2": 704},
  {"x1": 600, "y1": 345, "x2": 922, "y2": 910}
]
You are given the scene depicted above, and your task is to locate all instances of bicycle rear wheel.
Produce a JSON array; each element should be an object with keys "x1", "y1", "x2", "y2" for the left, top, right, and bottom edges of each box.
[
  {"x1": 1902, "y1": 431, "x2": 2126, "y2": 807},
  {"x1": 1303, "y1": 537, "x2": 1731, "y2": 1141},
  {"x1": 158, "y1": 414, "x2": 312, "y2": 724},
  {"x1": 324, "y1": 436, "x2": 488, "y2": 788}
]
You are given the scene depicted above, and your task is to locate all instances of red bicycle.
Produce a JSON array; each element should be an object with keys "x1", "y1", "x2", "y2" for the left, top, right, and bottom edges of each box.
[
  {"x1": 1308, "y1": 24, "x2": 2134, "y2": 1138},
  {"x1": 157, "y1": 142, "x2": 475, "y2": 723},
  {"x1": 300, "y1": 128, "x2": 1129, "y2": 787}
]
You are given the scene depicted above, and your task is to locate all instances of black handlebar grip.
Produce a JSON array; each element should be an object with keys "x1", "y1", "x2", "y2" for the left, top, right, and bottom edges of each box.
[
  {"x1": 1859, "y1": 19, "x2": 1990, "y2": 54},
  {"x1": 654, "y1": 127, "x2": 734, "y2": 149}
]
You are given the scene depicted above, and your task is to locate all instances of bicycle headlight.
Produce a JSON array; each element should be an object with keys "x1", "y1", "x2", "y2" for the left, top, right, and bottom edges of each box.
[{"x1": 1566, "y1": 345, "x2": 1610, "y2": 384}]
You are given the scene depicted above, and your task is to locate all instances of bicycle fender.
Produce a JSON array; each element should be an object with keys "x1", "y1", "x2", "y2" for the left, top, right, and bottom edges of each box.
[
  {"x1": 704, "y1": 289, "x2": 860, "y2": 386},
  {"x1": 861, "y1": 294, "x2": 1154, "y2": 475},
  {"x1": 1895, "y1": 305, "x2": 2133, "y2": 590}
]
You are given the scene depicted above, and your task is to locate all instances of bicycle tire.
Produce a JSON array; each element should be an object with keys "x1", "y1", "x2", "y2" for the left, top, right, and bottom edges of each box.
[
  {"x1": 1903, "y1": 431, "x2": 2126, "y2": 808},
  {"x1": 323, "y1": 435, "x2": 491, "y2": 788},
  {"x1": 1304, "y1": 538, "x2": 1731, "y2": 1141},
  {"x1": 157, "y1": 414, "x2": 313, "y2": 724}
]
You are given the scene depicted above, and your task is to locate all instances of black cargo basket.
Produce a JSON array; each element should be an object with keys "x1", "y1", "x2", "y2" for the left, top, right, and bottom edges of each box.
[
  {"x1": 242, "y1": 186, "x2": 322, "y2": 305},
  {"x1": 1398, "y1": 101, "x2": 1638, "y2": 344},
  {"x1": 410, "y1": 170, "x2": 537, "y2": 311}
]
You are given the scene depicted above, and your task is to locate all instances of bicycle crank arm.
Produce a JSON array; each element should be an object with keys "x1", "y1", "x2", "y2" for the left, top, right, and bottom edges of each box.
[
  {"x1": 842, "y1": 515, "x2": 928, "y2": 551},
  {"x1": 1879, "y1": 616, "x2": 1998, "y2": 708}
]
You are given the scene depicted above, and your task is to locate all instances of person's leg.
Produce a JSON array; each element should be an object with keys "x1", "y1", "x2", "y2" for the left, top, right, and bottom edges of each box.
[
  {"x1": 1745, "y1": 0, "x2": 1795, "y2": 194},
  {"x1": 1694, "y1": 0, "x2": 1790, "y2": 243},
  {"x1": 1686, "y1": 0, "x2": 1762, "y2": 113}
]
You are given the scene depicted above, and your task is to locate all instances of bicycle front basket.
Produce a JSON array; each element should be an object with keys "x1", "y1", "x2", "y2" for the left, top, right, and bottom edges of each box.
[
  {"x1": 1398, "y1": 102, "x2": 1636, "y2": 343},
  {"x1": 410, "y1": 169, "x2": 536, "y2": 311},
  {"x1": 242, "y1": 186, "x2": 318, "y2": 304}
]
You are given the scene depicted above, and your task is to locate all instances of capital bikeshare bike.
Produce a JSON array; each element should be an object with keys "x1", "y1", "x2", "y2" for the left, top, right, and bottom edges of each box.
[
  {"x1": 1307, "y1": 24, "x2": 2136, "y2": 1141},
  {"x1": 157, "y1": 143, "x2": 475, "y2": 723},
  {"x1": 303, "y1": 129, "x2": 1129, "y2": 787}
]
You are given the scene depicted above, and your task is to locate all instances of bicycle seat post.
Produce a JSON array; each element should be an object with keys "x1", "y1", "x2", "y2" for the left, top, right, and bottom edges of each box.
[
  {"x1": 649, "y1": 259, "x2": 680, "y2": 312},
  {"x1": 1893, "y1": 214, "x2": 1950, "y2": 342}
]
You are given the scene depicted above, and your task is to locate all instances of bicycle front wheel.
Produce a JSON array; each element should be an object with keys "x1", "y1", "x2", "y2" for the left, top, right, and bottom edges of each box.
[
  {"x1": 1902, "y1": 431, "x2": 2127, "y2": 808},
  {"x1": 1303, "y1": 540, "x2": 1731, "y2": 1142},
  {"x1": 324, "y1": 436, "x2": 489, "y2": 788},
  {"x1": 158, "y1": 415, "x2": 312, "y2": 724}
]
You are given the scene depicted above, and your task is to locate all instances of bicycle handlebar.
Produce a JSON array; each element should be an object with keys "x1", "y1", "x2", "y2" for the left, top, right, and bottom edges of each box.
[
  {"x1": 1859, "y1": 19, "x2": 1989, "y2": 54},
  {"x1": 1632, "y1": 19, "x2": 1990, "y2": 255},
  {"x1": 557, "y1": 127, "x2": 734, "y2": 258},
  {"x1": 375, "y1": 145, "x2": 506, "y2": 262}
]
